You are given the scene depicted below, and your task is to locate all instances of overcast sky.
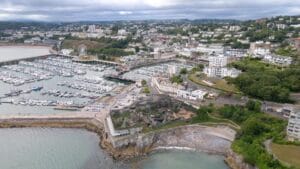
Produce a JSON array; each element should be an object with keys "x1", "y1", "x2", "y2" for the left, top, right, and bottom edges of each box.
[{"x1": 0, "y1": 0, "x2": 299, "y2": 21}]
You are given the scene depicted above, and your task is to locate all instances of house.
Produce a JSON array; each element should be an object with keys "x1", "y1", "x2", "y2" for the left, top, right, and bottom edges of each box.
[{"x1": 249, "y1": 41, "x2": 271, "y2": 57}]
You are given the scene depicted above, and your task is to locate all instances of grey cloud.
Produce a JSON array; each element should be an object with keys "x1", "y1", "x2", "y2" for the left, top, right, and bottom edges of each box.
[{"x1": 0, "y1": 0, "x2": 299, "y2": 21}]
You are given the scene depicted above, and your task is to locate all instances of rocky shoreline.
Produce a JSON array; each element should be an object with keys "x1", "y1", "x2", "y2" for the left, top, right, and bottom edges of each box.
[{"x1": 0, "y1": 117, "x2": 254, "y2": 169}]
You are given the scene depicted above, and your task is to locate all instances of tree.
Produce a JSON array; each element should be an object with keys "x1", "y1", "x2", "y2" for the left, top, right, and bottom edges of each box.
[
  {"x1": 180, "y1": 68, "x2": 188, "y2": 74},
  {"x1": 246, "y1": 100, "x2": 262, "y2": 112},
  {"x1": 141, "y1": 79, "x2": 147, "y2": 86},
  {"x1": 197, "y1": 64, "x2": 204, "y2": 71},
  {"x1": 231, "y1": 59, "x2": 299, "y2": 103},
  {"x1": 242, "y1": 117, "x2": 269, "y2": 136},
  {"x1": 194, "y1": 106, "x2": 213, "y2": 122},
  {"x1": 170, "y1": 75, "x2": 183, "y2": 84}
]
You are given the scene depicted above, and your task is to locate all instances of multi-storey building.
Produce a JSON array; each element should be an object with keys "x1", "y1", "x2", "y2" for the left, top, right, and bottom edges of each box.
[
  {"x1": 263, "y1": 54, "x2": 292, "y2": 66},
  {"x1": 204, "y1": 55, "x2": 241, "y2": 78},
  {"x1": 287, "y1": 107, "x2": 300, "y2": 141},
  {"x1": 208, "y1": 55, "x2": 228, "y2": 67}
]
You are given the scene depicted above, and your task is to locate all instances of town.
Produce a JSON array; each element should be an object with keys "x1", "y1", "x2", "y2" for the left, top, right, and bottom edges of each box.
[{"x1": 0, "y1": 15, "x2": 300, "y2": 169}]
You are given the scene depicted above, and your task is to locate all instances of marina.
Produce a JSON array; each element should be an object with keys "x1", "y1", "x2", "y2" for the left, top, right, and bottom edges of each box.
[
  {"x1": 0, "y1": 55, "x2": 193, "y2": 115},
  {"x1": 0, "y1": 55, "x2": 123, "y2": 115}
]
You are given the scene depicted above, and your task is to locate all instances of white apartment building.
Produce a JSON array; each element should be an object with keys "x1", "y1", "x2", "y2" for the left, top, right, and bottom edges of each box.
[
  {"x1": 177, "y1": 89, "x2": 207, "y2": 101},
  {"x1": 249, "y1": 41, "x2": 271, "y2": 57},
  {"x1": 208, "y1": 55, "x2": 228, "y2": 67},
  {"x1": 263, "y1": 55, "x2": 292, "y2": 66},
  {"x1": 229, "y1": 25, "x2": 241, "y2": 31},
  {"x1": 204, "y1": 67, "x2": 241, "y2": 78},
  {"x1": 151, "y1": 76, "x2": 206, "y2": 101},
  {"x1": 224, "y1": 48, "x2": 248, "y2": 58},
  {"x1": 204, "y1": 55, "x2": 241, "y2": 78},
  {"x1": 197, "y1": 43, "x2": 224, "y2": 55},
  {"x1": 276, "y1": 24, "x2": 287, "y2": 30},
  {"x1": 287, "y1": 107, "x2": 300, "y2": 141},
  {"x1": 204, "y1": 67, "x2": 222, "y2": 77},
  {"x1": 118, "y1": 29, "x2": 127, "y2": 36},
  {"x1": 87, "y1": 25, "x2": 96, "y2": 33},
  {"x1": 151, "y1": 77, "x2": 184, "y2": 94}
]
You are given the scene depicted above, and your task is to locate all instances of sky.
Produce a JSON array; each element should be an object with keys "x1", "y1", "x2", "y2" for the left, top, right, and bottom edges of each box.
[{"x1": 0, "y1": 0, "x2": 299, "y2": 21}]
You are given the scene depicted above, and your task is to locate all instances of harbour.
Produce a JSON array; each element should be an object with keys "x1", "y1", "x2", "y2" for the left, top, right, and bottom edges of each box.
[
  {"x1": 0, "y1": 55, "x2": 123, "y2": 115},
  {"x1": 0, "y1": 46, "x2": 231, "y2": 169}
]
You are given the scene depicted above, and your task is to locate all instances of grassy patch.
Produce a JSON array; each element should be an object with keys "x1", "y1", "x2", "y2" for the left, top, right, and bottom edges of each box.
[
  {"x1": 188, "y1": 73, "x2": 239, "y2": 93},
  {"x1": 142, "y1": 120, "x2": 189, "y2": 133},
  {"x1": 271, "y1": 143, "x2": 300, "y2": 168},
  {"x1": 62, "y1": 39, "x2": 106, "y2": 49}
]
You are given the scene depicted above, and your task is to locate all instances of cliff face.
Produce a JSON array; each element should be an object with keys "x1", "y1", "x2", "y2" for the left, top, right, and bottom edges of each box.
[
  {"x1": 109, "y1": 124, "x2": 235, "y2": 155},
  {"x1": 152, "y1": 125, "x2": 233, "y2": 155},
  {"x1": 225, "y1": 150, "x2": 258, "y2": 169},
  {"x1": 108, "y1": 124, "x2": 256, "y2": 169}
]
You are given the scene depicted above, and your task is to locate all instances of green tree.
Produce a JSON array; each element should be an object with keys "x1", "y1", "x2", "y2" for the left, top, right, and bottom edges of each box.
[
  {"x1": 246, "y1": 100, "x2": 262, "y2": 112},
  {"x1": 141, "y1": 79, "x2": 147, "y2": 86},
  {"x1": 170, "y1": 75, "x2": 183, "y2": 84},
  {"x1": 180, "y1": 68, "x2": 188, "y2": 74}
]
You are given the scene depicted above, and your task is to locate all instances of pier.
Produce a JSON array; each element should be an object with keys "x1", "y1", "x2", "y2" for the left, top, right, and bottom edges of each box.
[{"x1": 0, "y1": 54, "x2": 71, "y2": 66}]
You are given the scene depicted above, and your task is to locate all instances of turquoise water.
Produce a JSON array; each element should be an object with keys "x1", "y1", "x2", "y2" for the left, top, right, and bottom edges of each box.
[{"x1": 0, "y1": 128, "x2": 229, "y2": 169}]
